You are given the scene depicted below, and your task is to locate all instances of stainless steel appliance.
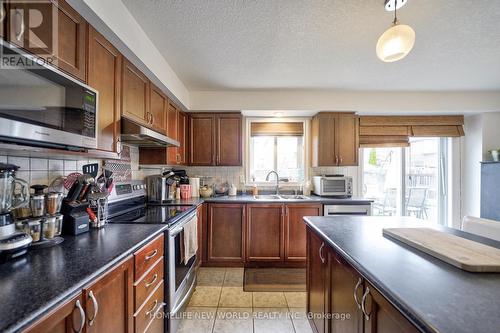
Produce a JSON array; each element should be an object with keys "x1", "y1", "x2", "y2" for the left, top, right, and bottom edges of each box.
[
  {"x1": 324, "y1": 204, "x2": 372, "y2": 216},
  {"x1": 0, "y1": 163, "x2": 32, "y2": 261},
  {"x1": 313, "y1": 175, "x2": 353, "y2": 197},
  {"x1": 121, "y1": 117, "x2": 180, "y2": 147},
  {"x1": 0, "y1": 41, "x2": 97, "y2": 150},
  {"x1": 107, "y1": 180, "x2": 197, "y2": 333},
  {"x1": 146, "y1": 172, "x2": 176, "y2": 204}
]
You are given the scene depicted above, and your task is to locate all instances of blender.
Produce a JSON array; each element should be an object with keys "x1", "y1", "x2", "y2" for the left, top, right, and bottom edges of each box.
[{"x1": 0, "y1": 163, "x2": 32, "y2": 261}]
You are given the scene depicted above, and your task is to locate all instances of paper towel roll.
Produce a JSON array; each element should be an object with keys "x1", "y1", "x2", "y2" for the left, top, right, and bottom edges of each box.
[{"x1": 190, "y1": 177, "x2": 200, "y2": 198}]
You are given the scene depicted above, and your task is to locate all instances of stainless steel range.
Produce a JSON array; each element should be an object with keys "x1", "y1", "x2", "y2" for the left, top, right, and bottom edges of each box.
[{"x1": 107, "y1": 180, "x2": 197, "y2": 333}]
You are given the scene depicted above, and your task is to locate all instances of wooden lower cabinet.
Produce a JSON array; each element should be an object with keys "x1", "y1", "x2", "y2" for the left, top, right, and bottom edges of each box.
[
  {"x1": 24, "y1": 236, "x2": 165, "y2": 333},
  {"x1": 307, "y1": 228, "x2": 329, "y2": 333},
  {"x1": 203, "y1": 203, "x2": 318, "y2": 266},
  {"x1": 207, "y1": 203, "x2": 245, "y2": 263},
  {"x1": 246, "y1": 204, "x2": 284, "y2": 261},
  {"x1": 330, "y1": 252, "x2": 364, "y2": 333},
  {"x1": 84, "y1": 257, "x2": 134, "y2": 333},
  {"x1": 24, "y1": 293, "x2": 85, "y2": 333},
  {"x1": 363, "y1": 282, "x2": 419, "y2": 333},
  {"x1": 306, "y1": 228, "x2": 419, "y2": 333},
  {"x1": 285, "y1": 204, "x2": 322, "y2": 261}
]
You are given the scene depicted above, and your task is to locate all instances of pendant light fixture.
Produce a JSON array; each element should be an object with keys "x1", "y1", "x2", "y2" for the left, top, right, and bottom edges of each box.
[{"x1": 376, "y1": 0, "x2": 415, "y2": 62}]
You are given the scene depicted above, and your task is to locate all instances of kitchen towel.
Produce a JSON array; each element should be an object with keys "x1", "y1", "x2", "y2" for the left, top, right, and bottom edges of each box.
[{"x1": 181, "y1": 214, "x2": 198, "y2": 264}]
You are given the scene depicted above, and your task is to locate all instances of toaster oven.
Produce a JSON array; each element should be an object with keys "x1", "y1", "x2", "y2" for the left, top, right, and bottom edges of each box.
[{"x1": 312, "y1": 176, "x2": 353, "y2": 197}]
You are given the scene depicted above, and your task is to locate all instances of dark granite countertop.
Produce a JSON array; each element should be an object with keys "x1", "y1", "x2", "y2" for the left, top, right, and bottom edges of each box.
[
  {"x1": 303, "y1": 216, "x2": 500, "y2": 333},
  {"x1": 170, "y1": 194, "x2": 373, "y2": 205},
  {"x1": 0, "y1": 224, "x2": 168, "y2": 333}
]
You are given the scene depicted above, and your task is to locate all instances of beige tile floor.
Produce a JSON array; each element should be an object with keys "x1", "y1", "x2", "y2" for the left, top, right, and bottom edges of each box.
[{"x1": 178, "y1": 267, "x2": 312, "y2": 333}]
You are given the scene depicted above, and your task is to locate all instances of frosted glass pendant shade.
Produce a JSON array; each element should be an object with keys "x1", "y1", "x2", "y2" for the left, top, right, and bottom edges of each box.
[{"x1": 376, "y1": 23, "x2": 415, "y2": 62}]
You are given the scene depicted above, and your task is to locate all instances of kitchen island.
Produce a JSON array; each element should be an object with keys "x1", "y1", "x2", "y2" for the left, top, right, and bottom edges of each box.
[
  {"x1": 0, "y1": 224, "x2": 167, "y2": 333},
  {"x1": 304, "y1": 216, "x2": 500, "y2": 333}
]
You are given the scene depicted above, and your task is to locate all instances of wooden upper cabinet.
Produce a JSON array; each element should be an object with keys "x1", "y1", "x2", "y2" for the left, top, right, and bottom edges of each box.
[
  {"x1": 166, "y1": 101, "x2": 178, "y2": 141},
  {"x1": 122, "y1": 58, "x2": 150, "y2": 126},
  {"x1": 189, "y1": 114, "x2": 215, "y2": 166},
  {"x1": 188, "y1": 113, "x2": 242, "y2": 166},
  {"x1": 24, "y1": 292, "x2": 85, "y2": 333},
  {"x1": 311, "y1": 112, "x2": 359, "y2": 167},
  {"x1": 149, "y1": 84, "x2": 167, "y2": 134},
  {"x1": 87, "y1": 26, "x2": 122, "y2": 153},
  {"x1": 178, "y1": 110, "x2": 187, "y2": 164},
  {"x1": 336, "y1": 113, "x2": 359, "y2": 166},
  {"x1": 207, "y1": 203, "x2": 245, "y2": 262},
  {"x1": 285, "y1": 204, "x2": 322, "y2": 261},
  {"x1": 246, "y1": 204, "x2": 284, "y2": 262},
  {"x1": 84, "y1": 257, "x2": 134, "y2": 333},
  {"x1": 6, "y1": 0, "x2": 87, "y2": 81},
  {"x1": 217, "y1": 114, "x2": 242, "y2": 166}
]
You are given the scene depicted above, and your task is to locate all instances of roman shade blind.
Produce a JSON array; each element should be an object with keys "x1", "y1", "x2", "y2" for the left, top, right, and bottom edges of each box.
[
  {"x1": 359, "y1": 116, "x2": 464, "y2": 147},
  {"x1": 250, "y1": 122, "x2": 304, "y2": 137}
]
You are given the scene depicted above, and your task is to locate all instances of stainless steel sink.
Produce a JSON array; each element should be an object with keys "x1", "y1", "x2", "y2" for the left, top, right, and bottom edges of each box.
[
  {"x1": 279, "y1": 195, "x2": 310, "y2": 200},
  {"x1": 253, "y1": 194, "x2": 281, "y2": 200}
]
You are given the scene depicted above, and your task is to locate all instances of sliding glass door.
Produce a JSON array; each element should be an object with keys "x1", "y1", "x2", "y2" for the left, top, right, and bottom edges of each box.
[{"x1": 362, "y1": 138, "x2": 449, "y2": 224}]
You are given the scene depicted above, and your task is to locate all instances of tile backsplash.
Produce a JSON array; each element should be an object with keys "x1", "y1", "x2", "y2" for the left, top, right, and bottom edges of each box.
[{"x1": 1, "y1": 155, "x2": 103, "y2": 187}]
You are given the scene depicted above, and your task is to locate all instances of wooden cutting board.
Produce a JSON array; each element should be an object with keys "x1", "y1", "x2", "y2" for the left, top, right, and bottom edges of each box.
[{"x1": 383, "y1": 227, "x2": 500, "y2": 272}]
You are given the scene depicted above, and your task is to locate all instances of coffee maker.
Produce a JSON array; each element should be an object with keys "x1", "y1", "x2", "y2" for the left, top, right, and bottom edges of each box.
[{"x1": 0, "y1": 163, "x2": 32, "y2": 261}]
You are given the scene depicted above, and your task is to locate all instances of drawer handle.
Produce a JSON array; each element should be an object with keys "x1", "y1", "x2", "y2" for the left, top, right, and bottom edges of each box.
[
  {"x1": 361, "y1": 287, "x2": 372, "y2": 321},
  {"x1": 145, "y1": 249, "x2": 158, "y2": 261},
  {"x1": 73, "y1": 300, "x2": 85, "y2": 333},
  {"x1": 353, "y1": 278, "x2": 362, "y2": 309},
  {"x1": 88, "y1": 290, "x2": 99, "y2": 326},
  {"x1": 146, "y1": 299, "x2": 158, "y2": 316},
  {"x1": 319, "y1": 242, "x2": 325, "y2": 264},
  {"x1": 145, "y1": 273, "x2": 158, "y2": 288}
]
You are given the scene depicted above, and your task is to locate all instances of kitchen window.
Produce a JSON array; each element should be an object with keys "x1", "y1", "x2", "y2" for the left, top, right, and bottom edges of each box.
[
  {"x1": 362, "y1": 137, "x2": 451, "y2": 225},
  {"x1": 247, "y1": 119, "x2": 306, "y2": 184}
]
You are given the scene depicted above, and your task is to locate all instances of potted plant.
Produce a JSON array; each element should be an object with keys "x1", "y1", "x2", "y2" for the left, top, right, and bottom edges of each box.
[{"x1": 489, "y1": 149, "x2": 500, "y2": 162}]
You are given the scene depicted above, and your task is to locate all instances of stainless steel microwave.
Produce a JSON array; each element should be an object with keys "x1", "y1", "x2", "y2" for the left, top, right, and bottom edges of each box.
[
  {"x1": 0, "y1": 41, "x2": 97, "y2": 150},
  {"x1": 313, "y1": 175, "x2": 353, "y2": 197}
]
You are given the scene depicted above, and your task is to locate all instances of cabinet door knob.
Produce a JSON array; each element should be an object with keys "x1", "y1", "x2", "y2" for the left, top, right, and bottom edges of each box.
[
  {"x1": 339, "y1": 156, "x2": 343, "y2": 164},
  {"x1": 15, "y1": 9, "x2": 25, "y2": 42},
  {"x1": 0, "y1": 2, "x2": 6, "y2": 23},
  {"x1": 353, "y1": 278, "x2": 363, "y2": 309},
  {"x1": 73, "y1": 300, "x2": 85, "y2": 333},
  {"x1": 361, "y1": 286, "x2": 372, "y2": 321},
  {"x1": 319, "y1": 242, "x2": 325, "y2": 264},
  {"x1": 88, "y1": 290, "x2": 99, "y2": 326},
  {"x1": 335, "y1": 155, "x2": 339, "y2": 165}
]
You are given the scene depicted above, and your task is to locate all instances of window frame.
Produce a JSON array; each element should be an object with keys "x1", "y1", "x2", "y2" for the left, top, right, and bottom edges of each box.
[
  {"x1": 245, "y1": 117, "x2": 309, "y2": 187},
  {"x1": 360, "y1": 137, "x2": 451, "y2": 225}
]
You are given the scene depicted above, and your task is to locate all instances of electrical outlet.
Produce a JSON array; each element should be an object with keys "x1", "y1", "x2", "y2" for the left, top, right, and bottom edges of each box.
[{"x1": 239, "y1": 175, "x2": 245, "y2": 184}]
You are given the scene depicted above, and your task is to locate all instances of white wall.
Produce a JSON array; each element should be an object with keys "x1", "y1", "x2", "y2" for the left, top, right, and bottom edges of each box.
[
  {"x1": 190, "y1": 90, "x2": 500, "y2": 113},
  {"x1": 461, "y1": 112, "x2": 500, "y2": 222}
]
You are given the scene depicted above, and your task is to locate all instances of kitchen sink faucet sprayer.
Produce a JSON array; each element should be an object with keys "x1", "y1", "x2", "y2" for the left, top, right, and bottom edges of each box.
[{"x1": 265, "y1": 171, "x2": 280, "y2": 195}]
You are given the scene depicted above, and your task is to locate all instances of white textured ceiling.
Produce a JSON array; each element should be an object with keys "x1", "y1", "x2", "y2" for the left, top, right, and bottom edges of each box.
[{"x1": 122, "y1": 0, "x2": 500, "y2": 91}]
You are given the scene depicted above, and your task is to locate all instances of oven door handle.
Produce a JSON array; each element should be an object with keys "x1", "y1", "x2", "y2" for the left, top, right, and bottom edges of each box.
[
  {"x1": 169, "y1": 213, "x2": 197, "y2": 237},
  {"x1": 170, "y1": 272, "x2": 197, "y2": 316}
]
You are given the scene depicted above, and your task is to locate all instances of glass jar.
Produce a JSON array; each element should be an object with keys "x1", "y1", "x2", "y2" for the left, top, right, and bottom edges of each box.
[
  {"x1": 30, "y1": 194, "x2": 45, "y2": 217},
  {"x1": 46, "y1": 192, "x2": 63, "y2": 215},
  {"x1": 27, "y1": 218, "x2": 42, "y2": 242},
  {"x1": 43, "y1": 216, "x2": 56, "y2": 239},
  {"x1": 53, "y1": 214, "x2": 63, "y2": 236}
]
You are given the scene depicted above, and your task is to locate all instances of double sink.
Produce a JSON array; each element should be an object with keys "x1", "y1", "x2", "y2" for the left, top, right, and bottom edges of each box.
[{"x1": 253, "y1": 194, "x2": 311, "y2": 200}]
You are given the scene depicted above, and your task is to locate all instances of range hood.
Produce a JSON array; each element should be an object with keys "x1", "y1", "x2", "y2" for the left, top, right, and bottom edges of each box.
[{"x1": 121, "y1": 118, "x2": 179, "y2": 147}]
